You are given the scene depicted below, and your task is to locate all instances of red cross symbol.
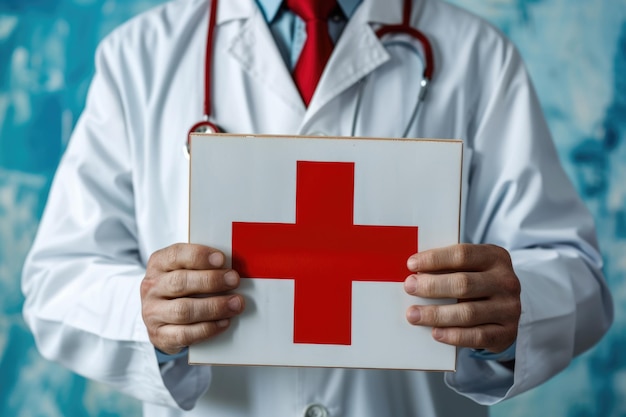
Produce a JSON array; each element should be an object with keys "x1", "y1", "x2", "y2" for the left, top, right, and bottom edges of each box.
[{"x1": 232, "y1": 161, "x2": 418, "y2": 345}]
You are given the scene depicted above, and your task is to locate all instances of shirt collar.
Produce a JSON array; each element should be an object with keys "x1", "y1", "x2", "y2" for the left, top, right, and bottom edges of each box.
[{"x1": 256, "y1": 0, "x2": 363, "y2": 22}]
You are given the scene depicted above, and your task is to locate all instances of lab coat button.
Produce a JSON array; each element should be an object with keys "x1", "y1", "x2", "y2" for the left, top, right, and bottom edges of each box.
[{"x1": 304, "y1": 404, "x2": 329, "y2": 417}]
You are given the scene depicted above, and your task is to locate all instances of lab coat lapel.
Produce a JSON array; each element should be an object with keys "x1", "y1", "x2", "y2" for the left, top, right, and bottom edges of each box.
[
  {"x1": 303, "y1": 0, "x2": 406, "y2": 125},
  {"x1": 217, "y1": 0, "x2": 415, "y2": 129},
  {"x1": 223, "y1": 0, "x2": 305, "y2": 114}
]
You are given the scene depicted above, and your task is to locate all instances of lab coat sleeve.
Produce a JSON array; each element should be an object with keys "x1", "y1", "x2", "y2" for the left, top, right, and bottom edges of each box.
[
  {"x1": 443, "y1": 41, "x2": 614, "y2": 404},
  {"x1": 21, "y1": 32, "x2": 210, "y2": 411}
]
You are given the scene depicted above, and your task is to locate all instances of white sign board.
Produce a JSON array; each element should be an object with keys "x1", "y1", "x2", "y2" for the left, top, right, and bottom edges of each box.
[{"x1": 188, "y1": 134, "x2": 462, "y2": 371}]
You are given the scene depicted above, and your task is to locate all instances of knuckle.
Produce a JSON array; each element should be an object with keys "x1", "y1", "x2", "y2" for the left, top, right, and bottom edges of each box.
[
  {"x1": 153, "y1": 326, "x2": 176, "y2": 349},
  {"x1": 168, "y1": 271, "x2": 187, "y2": 296},
  {"x1": 173, "y1": 329, "x2": 190, "y2": 348},
  {"x1": 492, "y1": 244, "x2": 512, "y2": 263},
  {"x1": 141, "y1": 302, "x2": 157, "y2": 323},
  {"x1": 146, "y1": 252, "x2": 159, "y2": 271},
  {"x1": 490, "y1": 245, "x2": 514, "y2": 269},
  {"x1": 451, "y1": 330, "x2": 465, "y2": 346},
  {"x1": 202, "y1": 270, "x2": 217, "y2": 291},
  {"x1": 188, "y1": 249, "x2": 203, "y2": 268},
  {"x1": 198, "y1": 321, "x2": 225, "y2": 343},
  {"x1": 459, "y1": 303, "x2": 476, "y2": 323},
  {"x1": 167, "y1": 244, "x2": 182, "y2": 267},
  {"x1": 145, "y1": 321, "x2": 159, "y2": 341},
  {"x1": 206, "y1": 297, "x2": 226, "y2": 318},
  {"x1": 422, "y1": 251, "x2": 438, "y2": 268},
  {"x1": 507, "y1": 276, "x2": 522, "y2": 296},
  {"x1": 503, "y1": 327, "x2": 518, "y2": 349},
  {"x1": 196, "y1": 323, "x2": 213, "y2": 341},
  {"x1": 147, "y1": 247, "x2": 167, "y2": 269},
  {"x1": 171, "y1": 299, "x2": 193, "y2": 323},
  {"x1": 423, "y1": 306, "x2": 440, "y2": 325},
  {"x1": 416, "y1": 275, "x2": 435, "y2": 295},
  {"x1": 204, "y1": 322, "x2": 223, "y2": 339},
  {"x1": 183, "y1": 322, "x2": 221, "y2": 347},
  {"x1": 452, "y1": 244, "x2": 472, "y2": 266},
  {"x1": 475, "y1": 329, "x2": 497, "y2": 348},
  {"x1": 454, "y1": 273, "x2": 473, "y2": 297},
  {"x1": 473, "y1": 329, "x2": 487, "y2": 347},
  {"x1": 441, "y1": 328, "x2": 461, "y2": 346},
  {"x1": 139, "y1": 277, "x2": 153, "y2": 299},
  {"x1": 146, "y1": 322, "x2": 159, "y2": 340},
  {"x1": 506, "y1": 298, "x2": 522, "y2": 322}
]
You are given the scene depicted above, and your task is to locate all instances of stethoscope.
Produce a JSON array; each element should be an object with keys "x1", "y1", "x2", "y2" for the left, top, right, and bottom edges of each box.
[{"x1": 185, "y1": 0, "x2": 434, "y2": 157}]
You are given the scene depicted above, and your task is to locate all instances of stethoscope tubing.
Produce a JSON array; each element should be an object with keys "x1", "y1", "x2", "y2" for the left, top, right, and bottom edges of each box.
[
  {"x1": 351, "y1": 38, "x2": 430, "y2": 138},
  {"x1": 186, "y1": 0, "x2": 434, "y2": 158}
]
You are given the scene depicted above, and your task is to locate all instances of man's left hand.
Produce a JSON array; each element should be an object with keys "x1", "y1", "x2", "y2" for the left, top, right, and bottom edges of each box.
[{"x1": 404, "y1": 244, "x2": 521, "y2": 353}]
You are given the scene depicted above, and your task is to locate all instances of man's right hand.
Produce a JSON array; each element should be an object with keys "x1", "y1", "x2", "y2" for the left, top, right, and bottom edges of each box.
[{"x1": 140, "y1": 243, "x2": 245, "y2": 355}]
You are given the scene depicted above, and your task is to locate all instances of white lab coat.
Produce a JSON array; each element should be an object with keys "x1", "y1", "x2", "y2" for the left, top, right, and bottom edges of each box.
[{"x1": 22, "y1": 0, "x2": 613, "y2": 416}]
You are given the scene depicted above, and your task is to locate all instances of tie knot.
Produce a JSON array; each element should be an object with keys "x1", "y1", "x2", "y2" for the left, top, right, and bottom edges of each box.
[{"x1": 285, "y1": 0, "x2": 338, "y2": 22}]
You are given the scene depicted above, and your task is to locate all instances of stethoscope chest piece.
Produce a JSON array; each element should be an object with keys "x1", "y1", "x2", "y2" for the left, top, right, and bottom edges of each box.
[{"x1": 185, "y1": 120, "x2": 221, "y2": 159}]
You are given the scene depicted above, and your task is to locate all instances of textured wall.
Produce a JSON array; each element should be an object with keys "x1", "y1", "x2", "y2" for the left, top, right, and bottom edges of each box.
[{"x1": 0, "y1": 0, "x2": 624, "y2": 416}]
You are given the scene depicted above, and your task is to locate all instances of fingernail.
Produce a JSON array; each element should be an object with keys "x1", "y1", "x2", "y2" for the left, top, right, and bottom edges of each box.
[
  {"x1": 408, "y1": 308, "x2": 421, "y2": 323},
  {"x1": 209, "y1": 252, "x2": 224, "y2": 267},
  {"x1": 228, "y1": 296, "x2": 241, "y2": 312},
  {"x1": 432, "y1": 328, "x2": 444, "y2": 340},
  {"x1": 407, "y1": 257, "x2": 419, "y2": 271},
  {"x1": 216, "y1": 319, "x2": 230, "y2": 328},
  {"x1": 404, "y1": 276, "x2": 417, "y2": 293},
  {"x1": 224, "y1": 270, "x2": 239, "y2": 287}
]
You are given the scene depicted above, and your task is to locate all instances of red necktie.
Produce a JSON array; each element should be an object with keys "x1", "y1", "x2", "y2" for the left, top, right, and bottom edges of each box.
[{"x1": 286, "y1": 0, "x2": 338, "y2": 106}]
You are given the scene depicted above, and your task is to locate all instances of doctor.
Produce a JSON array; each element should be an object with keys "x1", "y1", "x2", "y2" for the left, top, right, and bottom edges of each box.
[{"x1": 22, "y1": 0, "x2": 613, "y2": 416}]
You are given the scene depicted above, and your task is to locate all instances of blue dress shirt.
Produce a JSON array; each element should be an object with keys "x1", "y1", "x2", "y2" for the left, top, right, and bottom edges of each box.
[{"x1": 256, "y1": 0, "x2": 362, "y2": 69}]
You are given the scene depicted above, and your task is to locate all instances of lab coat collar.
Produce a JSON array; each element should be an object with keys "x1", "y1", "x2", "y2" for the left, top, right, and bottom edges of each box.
[
  {"x1": 215, "y1": 0, "x2": 421, "y2": 35},
  {"x1": 218, "y1": 0, "x2": 425, "y2": 127},
  {"x1": 255, "y1": 0, "x2": 363, "y2": 22},
  {"x1": 225, "y1": 0, "x2": 306, "y2": 111},
  {"x1": 358, "y1": 0, "x2": 423, "y2": 25},
  {"x1": 215, "y1": 0, "x2": 257, "y2": 24},
  {"x1": 303, "y1": 0, "x2": 422, "y2": 124}
]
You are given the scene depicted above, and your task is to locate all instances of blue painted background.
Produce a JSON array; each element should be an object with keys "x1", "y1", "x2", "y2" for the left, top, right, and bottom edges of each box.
[{"x1": 0, "y1": 0, "x2": 624, "y2": 416}]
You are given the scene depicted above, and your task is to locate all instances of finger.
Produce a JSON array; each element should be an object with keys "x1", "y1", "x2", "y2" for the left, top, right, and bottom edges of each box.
[
  {"x1": 155, "y1": 269, "x2": 240, "y2": 298},
  {"x1": 407, "y1": 244, "x2": 509, "y2": 273},
  {"x1": 404, "y1": 272, "x2": 492, "y2": 299},
  {"x1": 431, "y1": 324, "x2": 517, "y2": 352},
  {"x1": 157, "y1": 294, "x2": 245, "y2": 325},
  {"x1": 148, "y1": 243, "x2": 225, "y2": 273},
  {"x1": 406, "y1": 300, "x2": 519, "y2": 328},
  {"x1": 153, "y1": 320, "x2": 232, "y2": 354}
]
